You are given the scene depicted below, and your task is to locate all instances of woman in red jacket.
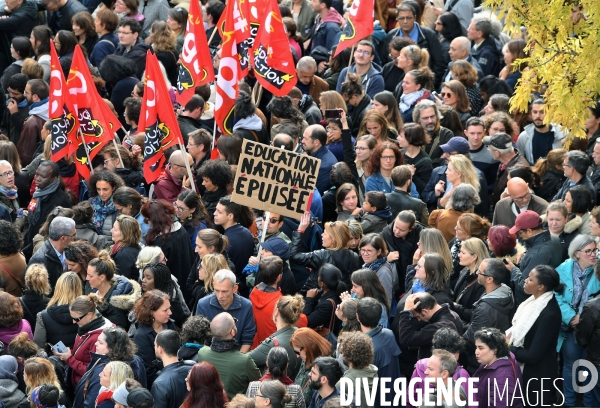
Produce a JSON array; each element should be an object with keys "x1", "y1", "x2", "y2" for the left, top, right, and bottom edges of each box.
[{"x1": 51, "y1": 294, "x2": 113, "y2": 387}]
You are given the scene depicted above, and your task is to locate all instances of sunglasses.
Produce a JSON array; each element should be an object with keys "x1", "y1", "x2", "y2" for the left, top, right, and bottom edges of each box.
[
  {"x1": 441, "y1": 92, "x2": 453, "y2": 98},
  {"x1": 268, "y1": 217, "x2": 281, "y2": 223},
  {"x1": 72, "y1": 313, "x2": 86, "y2": 322}
]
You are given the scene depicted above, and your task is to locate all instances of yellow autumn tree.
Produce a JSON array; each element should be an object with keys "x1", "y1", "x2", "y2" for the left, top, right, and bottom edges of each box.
[{"x1": 483, "y1": 0, "x2": 600, "y2": 143}]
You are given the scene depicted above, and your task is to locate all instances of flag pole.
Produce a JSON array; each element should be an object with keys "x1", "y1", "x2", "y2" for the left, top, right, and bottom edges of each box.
[
  {"x1": 78, "y1": 129, "x2": 95, "y2": 175},
  {"x1": 207, "y1": 27, "x2": 218, "y2": 48},
  {"x1": 211, "y1": 120, "x2": 216, "y2": 152},
  {"x1": 179, "y1": 142, "x2": 197, "y2": 192},
  {"x1": 112, "y1": 139, "x2": 124, "y2": 168},
  {"x1": 348, "y1": 44, "x2": 355, "y2": 68}
]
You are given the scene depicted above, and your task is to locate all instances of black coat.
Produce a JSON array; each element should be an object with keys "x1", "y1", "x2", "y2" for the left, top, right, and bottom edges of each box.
[
  {"x1": 303, "y1": 290, "x2": 340, "y2": 333},
  {"x1": 47, "y1": 0, "x2": 87, "y2": 33},
  {"x1": 151, "y1": 360, "x2": 194, "y2": 408},
  {"x1": 28, "y1": 240, "x2": 64, "y2": 290},
  {"x1": 381, "y1": 222, "x2": 425, "y2": 293},
  {"x1": 133, "y1": 321, "x2": 177, "y2": 387},
  {"x1": 111, "y1": 245, "x2": 141, "y2": 280},
  {"x1": 18, "y1": 290, "x2": 49, "y2": 330},
  {"x1": 114, "y1": 40, "x2": 152, "y2": 79},
  {"x1": 510, "y1": 296, "x2": 561, "y2": 406},
  {"x1": 177, "y1": 115, "x2": 203, "y2": 146},
  {"x1": 349, "y1": 95, "x2": 372, "y2": 137},
  {"x1": 385, "y1": 189, "x2": 429, "y2": 224},
  {"x1": 39, "y1": 304, "x2": 78, "y2": 351},
  {"x1": 115, "y1": 168, "x2": 144, "y2": 190},
  {"x1": 0, "y1": 0, "x2": 41, "y2": 40},
  {"x1": 577, "y1": 294, "x2": 600, "y2": 366},
  {"x1": 452, "y1": 268, "x2": 485, "y2": 322}
]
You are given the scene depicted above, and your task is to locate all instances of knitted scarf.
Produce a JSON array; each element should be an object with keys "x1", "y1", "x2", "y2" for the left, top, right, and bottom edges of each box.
[
  {"x1": 507, "y1": 291, "x2": 554, "y2": 348},
  {"x1": 572, "y1": 262, "x2": 592, "y2": 315},
  {"x1": 399, "y1": 90, "x2": 425, "y2": 112},
  {"x1": 0, "y1": 185, "x2": 18, "y2": 201},
  {"x1": 29, "y1": 179, "x2": 60, "y2": 226},
  {"x1": 363, "y1": 257, "x2": 387, "y2": 272},
  {"x1": 210, "y1": 337, "x2": 239, "y2": 353},
  {"x1": 90, "y1": 196, "x2": 116, "y2": 234}
]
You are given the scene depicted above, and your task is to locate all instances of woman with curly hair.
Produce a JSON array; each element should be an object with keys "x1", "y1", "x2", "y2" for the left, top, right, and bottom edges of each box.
[
  {"x1": 95, "y1": 326, "x2": 147, "y2": 387},
  {"x1": 365, "y1": 142, "x2": 404, "y2": 194},
  {"x1": 182, "y1": 362, "x2": 229, "y2": 408},
  {"x1": 86, "y1": 250, "x2": 141, "y2": 329},
  {"x1": 141, "y1": 262, "x2": 190, "y2": 326},
  {"x1": 177, "y1": 314, "x2": 211, "y2": 361},
  {"x1": 22, "y1": 357, "x2": 70, "y2": 406},
  {"x1": 71, "y1": 11, "x2": 98, "y2": 55},
  {"x1": 88, "y1": 170, "x2": 125, "y2": 239},
  {"x1": 0, "y1": 291, "x2": 32, "y2": 350},
  {"x1": 449, "y1": 60, "x2": 484, "y2": 116},
  {"x1": 33, "y1": 272, "x2": 81, "y2": 352},
  {"x1": 0, "y1": 220, "x2": 26, "y2": 297},
  {"x1": 18, "y1": 263, "x2": 50, "y2": 329},
  {"x1": 149, "y1": 21, "x2": 178, "y2": 85},
  {"x1": 65, "y1": 240, "x2": 98, "y2": 282},
  {"x1": 198, "y1": 159, "x2": 233, "y2": 219},
  {"x1": 112, "y1": 186, "x2": 150, "y2": 242},
  {"x1": 373, "y1": 91, "x2": 404, "y2": 132},
  {"x1": 132, "y1": 290, "x2": 176, "y2": 386},
  {"x1": 483, "y1": 111, "x2": 518, "y2": 141},
  {"x1": 140, "y1": 199, "x2": 194, "y2": 300}
]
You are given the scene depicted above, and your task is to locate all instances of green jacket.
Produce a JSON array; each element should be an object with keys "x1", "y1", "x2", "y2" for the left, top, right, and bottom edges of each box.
[
  {"x1": 336, "y1": 365, "x2": 378, "y2": 408},
  {"x1": 294, "y1": 362, "x2": 314, "y2": 404},
  {"x1": 248, "y1": 325, "x2": 301, "y2": 378},
  {"x1": 197, "y1": 347, "x2": 261, "y2": 399},
  {"x1": 282, "y1": 0, "x2": 317, "y2": 41}
]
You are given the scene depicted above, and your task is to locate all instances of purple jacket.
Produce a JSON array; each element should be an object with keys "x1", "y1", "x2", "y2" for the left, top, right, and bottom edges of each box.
[
  {"x1": 0, "y1": 319, "x2": 33, "y2": 350},
  {"x1": 473, "y1": 352, "x2": 524, "y2": 408},
  {"x1": 408, "y1": 358, "x2": 475, "y2": 408}
]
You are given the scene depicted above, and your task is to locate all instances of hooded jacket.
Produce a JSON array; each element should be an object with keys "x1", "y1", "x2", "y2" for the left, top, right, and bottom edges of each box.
[
  {"x1": 298, "y1": 94, "x2": 322, "y2": 125},
  {"x1": 88, "y1": 276, "x2": 141, "y2": 329},
  {"x1": 336, "y1": 63, "x2": 385, "y2": 98},
  {"x1": 357, "y1": 207, "x2": 393, "y2": 234},
  {"x1": 0, "y1": 356, "x2": 27, "y2": 408},
  {"x1": 336, "y1": 365, "x2": 379, "y2": 408},
  {"x1": 18, "y1": 99, "x2": 49, "y2": 166},
  {"x1": 473, "y1": 353, "x2": 524, "y2": 408},
  {"x1": 114, "y1": 40, "x2": 152, "y2": 78},
  {"x1": 250, "y1": 283, "x2": 282, "y2": 349},
  {"x1": 516, "y1": 123, "x2": 566, "y2": 165},
  {"x1": 34, "y1": 304, "x2": 79, "y2": 351},
  {"x1": 0, "y1": 0, "x2": 41, "y2": 40},
  {"x1": 308, "y1": 8, "x2": 343, "y2": 51},
  {"x1": 233, "y1": 115, "x2": 270, "y2": 145},
  {"x1": 470, "y1": 36, "x2": 503, "y2": 78}
]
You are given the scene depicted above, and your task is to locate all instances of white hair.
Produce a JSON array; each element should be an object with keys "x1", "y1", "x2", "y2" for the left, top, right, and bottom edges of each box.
[{"x1": 214, "y1": 269, "x2": 237, "y2": 286}]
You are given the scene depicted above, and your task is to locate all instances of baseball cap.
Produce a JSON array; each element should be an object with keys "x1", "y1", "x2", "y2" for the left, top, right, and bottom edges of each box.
[
  {"x1": 260, "y1": 237, "x2": 291, "y2": 261},
  {"x1": 509, "y1": 210, "x2": 542, "y2": 234},
  {"x1": 127, "y1": 388, "x2": 154, "y2": 408},
  {"x1": 440, "y1": 137, "x2": 470, "y2": 154},
  {"x1": 483, "y1": 133, "x2": 512, "y2": 149}
]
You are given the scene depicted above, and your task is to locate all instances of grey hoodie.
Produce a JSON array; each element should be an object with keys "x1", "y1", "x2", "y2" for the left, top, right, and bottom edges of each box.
[{"x1": 336, "y1": 62, "x2": 385, "y2": 98}]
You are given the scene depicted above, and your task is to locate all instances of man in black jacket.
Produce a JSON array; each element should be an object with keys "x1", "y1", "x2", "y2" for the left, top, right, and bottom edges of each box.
[
  {"x1": 386, "y1": 166, "x2": 428, "y2": 223},
  {"x1": 466, "y1": 16, "x2": 502, "y2": 77},
  {"x1": 42, "y1": 0, "x2": 87, "y2": 34},
  {"x1": 380, "y1": 3, "x2": 445, "y2": 89},
  {"x1": 177, "y1": 96, "x2": 204, "y2": 146},
  {"x1": 28, "y1": 216, "x2": 76, "y2": 289},
  {"x1": 0, "y1": 0, "x2": 41, "y2": 74},
  {"x1": 114, "y1": 18, "x2": 151, "y2": 79},
  {"x1": 0, "y1": 74, "x2": 29, "y2": 147},
  {"x1": 151, "y1": 330, "x2": 193, "y2": 408}
]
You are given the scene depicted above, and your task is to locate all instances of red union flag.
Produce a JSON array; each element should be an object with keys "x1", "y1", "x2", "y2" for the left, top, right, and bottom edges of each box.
[
  {"x1": 217, "y1": 0, "x2": 251, "y2": 77},
  {"x1": 176, "y1": 0, "x2": 215, "y2": 106},
  {"x1": 252, "y1": 0, "x2": 297, "y2": 96},
  {"x1": 67, "y1": 45, "x2": 118, "y2": 178},
  {"x1": 139, "y1": 51, "x2": 183, "y2": 183},
  {"x1": 49, "y1": 40, "x2": 78, "y2": 162},
  {"x1": 334, "y1": 0, "x2": 374, "y2": 57}
]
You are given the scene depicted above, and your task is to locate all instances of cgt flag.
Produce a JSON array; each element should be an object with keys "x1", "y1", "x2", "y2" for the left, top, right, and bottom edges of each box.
[
  {"x1": 176, "y1": 0, "x2": 215, "y2": 106},
  {"x1": 333, "y1": 0, "x2": 374, "y2": 57},
  {"x1": 139, "y1": 50, "x2": 184, "y2": 184},
  {"x1": 67, "y1": 45, "x2": 117, "y2": 179},
  {"x1": 252, "y1": 0, "x2": 297, "y2": 96},
  {"x1": 49, "y1": 40, "x2": 78, "y2": 162}
]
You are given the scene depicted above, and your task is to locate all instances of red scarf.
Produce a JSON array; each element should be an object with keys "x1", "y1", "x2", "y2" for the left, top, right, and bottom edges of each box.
[
  {"x1": 259, "y1": 372, "x2": 294, "y2": 385},
  {"x1": 96, "y1": 389, "x2": 113, "y2": 405}
]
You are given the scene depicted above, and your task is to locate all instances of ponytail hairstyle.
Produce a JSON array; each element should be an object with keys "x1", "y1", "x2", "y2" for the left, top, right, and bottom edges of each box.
[
  {"x1": 259, "y1": 380, "x2": 293, "y2": 408},
  {"x1": 8, "y1": 332, "x2": 39, "y2": 361},
  {"x1": 197, "y1": 229, "x2": 230, "y2": 254},
  {"x1": 70, "y1": 294, "x2": 99, "y2": 318},
  {"x1": 340, "y1": 73, "x2": 364, "y2": 99},
  {"x1": 178, "y1": 189, "x2": 212, "y2": 229},
  {"x1": 533, "y1": 265, "x2": 565, "y2": 295},
  {"x1": 406, "y1": 67, "x2": 435, "y2": 91},
  {"x1": 88, "y1": 250, "x2": 117, "y2": 284},
  {"x1": 400, "y1": 44, "x2": 430, "y2": 69},
  {"x1": 532, "y1": 149, "x2": 567, "y2": 179},
  {"x1": 266, "y1": 347, "x2": 289, "y2": 380},
  {"x1": 318, "y1": 263, "x2": 348, "y2": 298}
]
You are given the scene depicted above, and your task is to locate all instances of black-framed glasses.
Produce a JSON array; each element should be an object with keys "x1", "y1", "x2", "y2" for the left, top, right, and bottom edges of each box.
[
  {"x1": 476, "y1": 270, "x2": 491, "y2": 277},
  {"x1": 0, "y1": 170, "x2": 14, "y2": 178},
  {"x1": 72, "y1": 313, "x2": 86, "y2": 322},
  {"x1": 256, "y1": 394, "x2": 266, "y2": 399}
]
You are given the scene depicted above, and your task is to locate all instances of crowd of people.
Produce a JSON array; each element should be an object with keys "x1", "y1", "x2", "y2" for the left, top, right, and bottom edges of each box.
[{"x1": 0, "y1": 0, "x2": 598, "y2": 407}]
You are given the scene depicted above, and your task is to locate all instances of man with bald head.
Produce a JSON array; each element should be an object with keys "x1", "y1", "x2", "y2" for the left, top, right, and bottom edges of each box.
[
  {"x1": 442, "y1": 36, "x2": 484, "y2": 84},
  {"x1": 492, "y1": 177, "x2": 549, "y2": 228},
  {"x1": 153, "y1": 150, "x2": 194, "y2": 204},
  {"x1": 197, "y1": 312, "x2": 261, "y2": 399},
  {"x1": 301, "y1": 124, "x2": 337, "y2": 195}
]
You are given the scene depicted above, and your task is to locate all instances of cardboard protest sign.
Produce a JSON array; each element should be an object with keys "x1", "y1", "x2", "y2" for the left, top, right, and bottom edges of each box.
[{"x1": 232, "y1": 140, "x2": 321, "y2": 220}]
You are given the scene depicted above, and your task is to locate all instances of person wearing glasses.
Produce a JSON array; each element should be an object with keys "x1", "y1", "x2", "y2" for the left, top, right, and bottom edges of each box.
[
  {"x1": 197, "y1": 312, "x2": 261, "y2": 399},
  {"x1": 462, "y1": 258, "x2": 515, "y2": 373},
  {"x1": 251, "y1": 379, "x2": 295, "y2": 408},
  {"x1": 492, "y1": 177, "x2": 548, "y2": 229},
  {"x1": 153, "y1": 150, "x2": 193, "y2": 204},
  {"x1": 113, "y1": 18, "x2": 151, "y2": 78},
  {"x1": 335, "y1": 40, "x2": 383, "y2": 99}
]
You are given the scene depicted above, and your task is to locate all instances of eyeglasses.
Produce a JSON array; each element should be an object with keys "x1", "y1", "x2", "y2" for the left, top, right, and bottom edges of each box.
[
  {"x1": 355, "y1": 49, "x2": 370, "y2": 56},
  {"x1": 512, "y1": 192, "x2": 531, "y2": 202},
  {"x1": 397, "y1": 16, "x2": 414, "y2": 21},
  {"x1": 118, "y1": 31, "x2": 133, "y2": 35},
  {"x1": 381, "y1": 155, "x2": 396, "y2": 161},
  {"x1": 72, "y1": 313, "x2": 86, "y2": 322},
  {"x1": 355, "y1": 146, "x2": 368, "y2": 151},
  {"x1": 188, "y1": 142, "x2": 197, "y2": 147},
  {"x1": 0, "y1": 170, "x2": 14, "y2": 178},
  {"x1": 580, "y1": 248, "x2": 599, "y2": 256},
  {"x1": 476, "y1": 270, "x2": 491, "y2": 277},
  {"x1": 562, "y1": 163, "x2": 572, "y2": 168},
  {"x1": 173, "y1": 202, "x2": 187, "y2": 212},
  {"x1": 268, "y1": 217, "x2": 281, "y2": 224},
  {"x1": 171, "y1": 163, "x2": 187, "y2": 168},
  {"x1": 256, "y1": 394, "x2": 266, "y2": 399},
  {"x1": 360, "y1": 248, "x2": 375, "y2": 255},
  {"x1": 103, "y1": 158, "x2": 115, "y2": 164}
]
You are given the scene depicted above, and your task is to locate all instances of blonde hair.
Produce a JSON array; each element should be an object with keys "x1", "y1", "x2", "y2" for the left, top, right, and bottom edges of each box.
[
  {"x1": 106, "y1": 361, "x2": 134, "y2": 391},
  {"x1": 419, "y1": 229, "x2": 453, "y2": 272},
  {"x1": 24, "y1": 357, "x2": 62, "y2": 394},
  {"x1": 21, "y1": 58, "x2": 44, "y2": 79},
  {"x1": 319, "y1": 91, "x2": 347, "y2": 113},
  {"x1": 357, "y1": 110, "x2": 394, "y2": 143},
  {"x1": 400, "y1": 44, "x2": 430, "y2": 69},
  {"x1": 461, "y1": 238, "x2": 490, "y2": 272},
  {"x1": 323, "y1": 221, "x2": 352, "y2": 250},
  {"x1": 47, "y1": 272, "x2": 82, "y2": 308},
  {"x1": 136, "y1": 246, "x2": 163, "y2": 270},
  {"x1": 201, "y1": 253, "x2": 228, "y2": 292},
  {"x1": 276, "y1": 294, "x2": 305, "y2": 325},
  {"x1": 448, "y1": 155, "x2": 480, "y2": 192},
  {"x1": 24, "y1": 264, "x2": 51, "y2": 296}
]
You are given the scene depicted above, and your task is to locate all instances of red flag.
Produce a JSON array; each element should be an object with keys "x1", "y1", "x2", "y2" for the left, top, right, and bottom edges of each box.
[
  {"x1": 176, "y1": 0, "x2": 215, "y2": 106},
  {"x1": 216, "y1": 0, "x2": 251, "y2": 77},
  {"x1": 252, "y1": 0, "x2": 298, "y2": 96},
  {"x1": 333, "y1": 0, "x2": 374, "y2": 57},
  {"x1": 48, "y1": 40, "x2": 78, "y2": 162},
  {"x1": 67, "y1": 45, "x2": 118, "y2": 178},
  {"x1": 139, "y1": 51, "x2": 183, "y2": 184}
]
